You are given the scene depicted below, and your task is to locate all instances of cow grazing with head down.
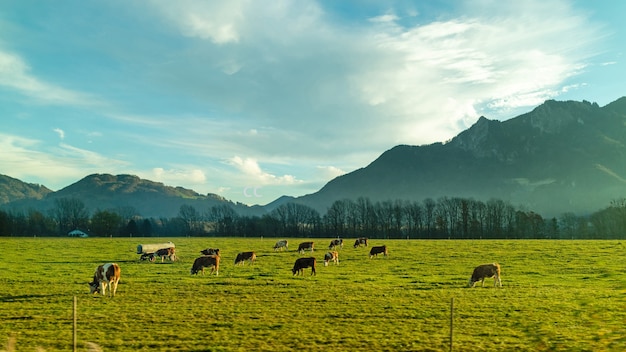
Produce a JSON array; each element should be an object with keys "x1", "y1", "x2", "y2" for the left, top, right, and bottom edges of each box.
[
  {"x1": 235, "y1": 251, "x2": 256, "y2": 265},
  {"x1": 298, "y1": 241, "x2": 315, "y2": 254},
  {"x1": 469, "y1": 263, "x2": 502, "y2": 288},
  {"x1": 191, "y1": 255, "x2": 220, "y2": 276},
  {"x1": 292, "y1": 257, "x2": 316, "y2": 276},
  {"x1": 154, "y1": 247, "x2": 177, "y2": 262},
  {"x1": 328, "y1": 239, "x2": 343, "y2": 250},
  {"x1": 369, "y1": 245, "x2": 388, "y2": 258},
  {"x1": 140, "y1": 252, "x2": 153, "y2": 261},
  {"x1": 200, "y1": 248, "x2": 220, "y2": 256},
  {"x1": 273, "y1": 240, "x2": 288, "y2": 251},
  {"x1": 89, "y1": 263, "x2": 121, "y2": 297},
  {"x1": 324, "y1": 251, "x2": 339, "y2": 266},
  {"x1": 354, "y1": 237, "x2": 368, "y2": 248}
]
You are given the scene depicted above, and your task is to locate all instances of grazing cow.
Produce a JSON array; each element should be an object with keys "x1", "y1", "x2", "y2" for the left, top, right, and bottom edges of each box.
[
  {"x1": 328, "y1": 239, "x2": 343, "y2": 250},
  {"x1": 298, "y1": 241, "x2": 315, "y2": 254},
  {"x1": 200, "y1": 248, "x2": 220, "y2": 256},
  {"x1": 191, "y1": 255, "x2": 220, "y2": 276},
  {"x1": 369, "y1": 245, "x2": 388, "y2": 258},
  {"x1": 88, "y1": 263, "x2": 121, "y2": 297},
  {"x1": 469, "y1": 263, "x2": 502, "y2": 288},
  {"x1": 354, "y1": 237, "x2": 368, "y2": 248},
  {"x1": 235, "y1": 251, "x2": 256, "y2": 265},
  {"x1": 273, "y1": 240, "x2": 288, "y2": 251},
  {"x1": 139, "y1": 252, "x2": 153, "y2": 261},
  {"x1": 154, "y1": 247, "x2": 177, "y2": 262},
  {"x1": 324, "y1": 251, "x2": 339, "y2": 266},
  {"x1": 292, "y1": 257, "x2": 316, "y2": 276}
]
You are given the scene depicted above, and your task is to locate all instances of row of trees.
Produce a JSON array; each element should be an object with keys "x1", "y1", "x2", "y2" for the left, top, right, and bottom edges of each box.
[{"x1": 1, "y1": 196, "x2": 625, "y2": 239}]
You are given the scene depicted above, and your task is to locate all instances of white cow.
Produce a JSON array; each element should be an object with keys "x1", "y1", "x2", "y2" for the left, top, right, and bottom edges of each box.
[{"x1": 273, "y1": 240, "x2": 288, "y2": 251}]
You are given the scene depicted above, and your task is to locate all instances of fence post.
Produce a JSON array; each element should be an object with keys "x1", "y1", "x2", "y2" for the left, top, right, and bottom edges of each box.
[
  {"x1": 449, "y1": 297, "x2": 454, "y2": 352},
  {"x1": 73, "y1": 296, "x2": 77, "y2": 352}
]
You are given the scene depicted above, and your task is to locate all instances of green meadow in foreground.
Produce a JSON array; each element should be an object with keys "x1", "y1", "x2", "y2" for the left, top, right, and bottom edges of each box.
[{"x1": 1, "y1": 237, "x2": 625, "y2": 351}]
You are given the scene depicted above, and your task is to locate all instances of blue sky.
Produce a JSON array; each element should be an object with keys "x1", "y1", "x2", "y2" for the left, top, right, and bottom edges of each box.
[{"x1": 1, "y1": 0, "x2": 624, "y2": 206}]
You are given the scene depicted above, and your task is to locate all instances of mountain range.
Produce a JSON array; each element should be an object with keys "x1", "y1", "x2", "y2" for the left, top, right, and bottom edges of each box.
[
  {"x1": 0, "y1": 173, "x2": 264, "y2": 218},
  {"x1": 2, "y1": 97, "x2": 625, "y2": 218},
  {"x1": 293, "y1": 97, "x2": 626, "y2": 216}
]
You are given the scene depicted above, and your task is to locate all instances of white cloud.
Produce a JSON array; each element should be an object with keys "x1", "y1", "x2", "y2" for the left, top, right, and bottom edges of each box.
[
  {"x1": 228, "y1": 156, "x2": 301, "y2": 185},
  {"x1": 317, "y1": 165, "x2": 346, "y2": 179},
  {"x1": 150, "y1": 167, "x2": 207, "y2": 187},
  {"x1": 0, "y1": 50, "x2": 101, "y2": 107},
  {"x1": 348, "y1": 1, "x2": 601, "y2": 142},
  {"x1": 53, "y1": 128, "x2": 65, "y2": 140},
  {"x1": 369, "y1": 13, "x2": 399, "y2": 23},
  {"x1": 0, "y1": 133, "x2": 128, "y2": 189}
]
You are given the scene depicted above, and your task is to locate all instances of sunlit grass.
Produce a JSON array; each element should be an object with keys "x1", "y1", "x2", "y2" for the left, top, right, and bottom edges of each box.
[{"x1": 1, "y1": 238, "x2": 625, "y2": 351}]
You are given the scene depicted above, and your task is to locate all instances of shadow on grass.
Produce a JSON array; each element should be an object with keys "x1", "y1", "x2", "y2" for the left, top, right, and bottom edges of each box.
[{"x1": 1, "y1": 293, "x2": 60, "y2": 302}]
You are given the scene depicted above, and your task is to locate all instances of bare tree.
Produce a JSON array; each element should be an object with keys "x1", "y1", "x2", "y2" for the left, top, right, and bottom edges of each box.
[
  {"x1": 208, "y1": 204, "x2": 238, "y2": 235},
  {"x1": 51, "y1": 198, "x2": 89, "y2": 235},
  {"x1": 179, "y1": 204, "x2": 201, "y2": 235},
  {"x1": 326, "y1": 199, "x2": 349, "y2": 237}
]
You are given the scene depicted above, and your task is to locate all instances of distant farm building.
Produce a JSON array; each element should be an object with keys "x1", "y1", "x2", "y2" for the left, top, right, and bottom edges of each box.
[{"x1": 68, "y1": 229, "x2": 89, "y2": 238}]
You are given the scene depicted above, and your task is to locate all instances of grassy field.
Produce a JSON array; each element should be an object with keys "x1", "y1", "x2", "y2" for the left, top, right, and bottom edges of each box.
[{"x1": 1, "y1": 237, "x2": 625, "y2": 351}]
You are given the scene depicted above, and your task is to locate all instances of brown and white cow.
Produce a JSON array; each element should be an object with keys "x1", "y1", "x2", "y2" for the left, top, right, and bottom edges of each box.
[
  {"x1": 154, "y1": 247, "x2": 177, "y2": 262},
  {"x1": 292, "y1": 257, "x2": 316, "y2": 276},
  {"x1": 324, "y1": 251, "x2": 339, "y2": 266},
  {"x1": 200, "y1": 248, "x2": 220, "y2": 256},
  {"x1": 235, "y1": 251, "x2": 256, "y2": 265},
  {"x1": 469, "y1": 263, "x2": 502, "y2": 288},
  {"x1": 328, "y1": 239, "x2": 343, "y2": 250},
  {"x1": 354, "y1": 237, "x2": 368, "y2": 248},
  {"x1": 369, "y1": 245, "x2": 388, "y2": 258},
  {"x1": 297, "y1": 241, "x2": 315, "y2": 254},
  {"x1": 273, "y1": 240, "x2": 288, "y2": 251},
  {"x1": 88, "y1": 263, "x2": 121, "y2": 297},
  {"x1": 191, "y1": 255, "x2": 220, "y2": 276}
]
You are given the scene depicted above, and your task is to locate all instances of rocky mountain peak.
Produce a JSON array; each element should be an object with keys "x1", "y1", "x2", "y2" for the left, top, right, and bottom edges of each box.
[
  {"x1": 448, "y1": 116, "x2": 496, "y2": 154},
  {"x1": 524, "y1": 99, "x2": 600, "y2": 133}
]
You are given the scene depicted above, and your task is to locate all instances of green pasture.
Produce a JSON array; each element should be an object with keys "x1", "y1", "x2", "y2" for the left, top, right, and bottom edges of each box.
[{"x1": 1, "y1": 237, "x2": 625, "y2": 351}]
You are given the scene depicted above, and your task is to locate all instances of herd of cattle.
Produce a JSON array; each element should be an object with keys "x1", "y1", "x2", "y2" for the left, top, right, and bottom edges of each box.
[{"x1": 88, "y1": 237, "x2": 502, "y2": 297}]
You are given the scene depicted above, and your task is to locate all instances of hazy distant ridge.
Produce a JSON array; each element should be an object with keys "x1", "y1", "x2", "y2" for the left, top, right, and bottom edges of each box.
[{"x1": 1, "y1": 173, "x2": 262, "y2": 218}]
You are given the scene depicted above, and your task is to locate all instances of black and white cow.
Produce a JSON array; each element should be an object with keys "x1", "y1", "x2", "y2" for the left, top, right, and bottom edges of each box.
[
  {"x1": 354, "y1": 237, "x2": 368, "y2": 248},
  {"x1": 328, "y1": 239, "x2": 343, "y2": 250},
  {"x1": 200, "y1": 248, "x2": 220, "y2": 256},
  {"x1": 298, "y1": 241, "x2": 315, "y2": 254}
]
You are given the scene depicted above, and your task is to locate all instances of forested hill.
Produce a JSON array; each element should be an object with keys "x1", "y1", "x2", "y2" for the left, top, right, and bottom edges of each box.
[
  {"x1": 1, "y1": 173, "x2": 264, "y2": 218},
  {"x1": 294, "y1": 97, "x2": 626, "y2": 216},
  {"x1": 0, "y1": 174, "x2": 52, "y2": 205}
]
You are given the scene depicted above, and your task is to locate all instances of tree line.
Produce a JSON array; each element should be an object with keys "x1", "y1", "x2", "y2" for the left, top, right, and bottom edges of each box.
[{"x1": 0, "y1": 196, "x2": 625, "y2": 239}]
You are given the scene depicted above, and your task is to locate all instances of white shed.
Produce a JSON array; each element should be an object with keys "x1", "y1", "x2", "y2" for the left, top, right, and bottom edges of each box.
[{"x1": 68, "y1": 229, "x2": 88, "y2": 237}]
